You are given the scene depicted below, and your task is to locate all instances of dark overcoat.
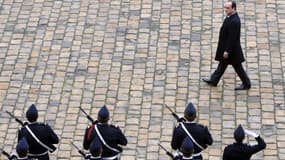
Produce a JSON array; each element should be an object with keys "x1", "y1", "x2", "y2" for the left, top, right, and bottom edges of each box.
[{"x1": 215, "y1": 12, "x2": 245, "y2": 64}]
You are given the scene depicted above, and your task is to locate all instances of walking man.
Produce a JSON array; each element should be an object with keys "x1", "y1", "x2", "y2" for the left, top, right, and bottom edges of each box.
[{"x1": 202, "y1": 1, "x2": 251, "y2": 90}]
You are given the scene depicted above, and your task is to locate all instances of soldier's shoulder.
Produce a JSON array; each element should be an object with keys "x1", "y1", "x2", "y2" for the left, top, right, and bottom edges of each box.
[
  {"x1": 109, "y1": 124, "x2": 119, "y2": 129},
  {"x1": 197, "y1": 123, "x2": 208, "y2": 129},
  {"x1": 38, "y1": 122, "x2": 49, "y2": 126},
  {"x1": 174, "y1": 122, "x2": 183, "y2": 129}
]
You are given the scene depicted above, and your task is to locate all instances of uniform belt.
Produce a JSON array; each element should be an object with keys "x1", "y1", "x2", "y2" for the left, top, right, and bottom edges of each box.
[
  {"x1": 192, "y1": 151, "x2": 202, "y2": 157},
  {"x1": 28, "y1": 151, "x2": 48, "y2": 157},
  {"x1": 102, "y1": 154, "x2": 118, "y2": 160}
]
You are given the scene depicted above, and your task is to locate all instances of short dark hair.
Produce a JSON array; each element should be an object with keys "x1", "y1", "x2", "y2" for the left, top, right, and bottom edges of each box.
[{"x1": 231, "y1": 1, "x2": 237, "y2": 10}]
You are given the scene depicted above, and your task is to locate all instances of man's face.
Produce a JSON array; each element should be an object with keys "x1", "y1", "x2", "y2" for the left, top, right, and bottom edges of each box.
[{"x1": 224, "y1": 2, "x2": 235, "y2": 16}]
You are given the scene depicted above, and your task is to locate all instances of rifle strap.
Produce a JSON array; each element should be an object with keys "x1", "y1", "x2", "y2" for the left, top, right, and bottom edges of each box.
[
  {"x1": 179, "y1": 122, "x2": 205, "y2": 150},
  {"x1": 25, "y1": 125, "x2": 54, "y2": 152},
  {"x1": 94, "y1": 124, "x2": 120, "y2": 153},
  {"x1": 87, "y1": 124, "x2": 94, "y2": 141}
]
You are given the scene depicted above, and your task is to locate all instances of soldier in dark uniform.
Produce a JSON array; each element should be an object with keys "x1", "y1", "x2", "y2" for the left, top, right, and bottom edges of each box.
[
  {"x1": 171, "y1": 102, "x2": 213, "y2": 160},
  {"x1": 8, "y1": 137, "x2": 30, "y2": 160},
  {"x1": 16, "y1": 137, "x2": 30, "y2": 160},
  {"x1": 18, "y1": 104, "x2": 59, "y2": 160},
  {"x1": 83, "y1": 105, "x2": 128, "y2": 160},
  {"x1": 202, "y1": 1, "x2": 251, "y2": 90},
  {"x1": 176, "y1": 137, "x2": 194, "y2": 160},
  {"x1": 85, "y1": 137, "x2": 102, "y2": 160},
  {"x1": 223, "y1": 125, "x2": 266, "y2": 160}
]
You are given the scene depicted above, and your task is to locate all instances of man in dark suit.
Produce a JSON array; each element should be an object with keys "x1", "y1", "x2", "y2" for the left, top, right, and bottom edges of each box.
[
  {"x1": 223, "y1": 125, "x2": 266, "y2": 160},
  {"x1": 18, "y1": 104, "x2": 59, "y2": 160},
  {"x1": 83, "y1": 105, "x2": 127, "y2": 160},
  {"x1": 171, "y1": 102, "x2": 213, "y2": 160},
  {"x1": 202, "y1": 1, "x2": 251, "y2": 90}
]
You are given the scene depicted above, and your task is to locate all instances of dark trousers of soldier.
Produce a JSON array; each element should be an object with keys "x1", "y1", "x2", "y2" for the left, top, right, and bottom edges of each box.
[
  {"x1": 28, "y1": 153, "x2": 49, "y2": 160},
  {"x1": 210, "y1": 62, "x2": 250, "y2": 87}
]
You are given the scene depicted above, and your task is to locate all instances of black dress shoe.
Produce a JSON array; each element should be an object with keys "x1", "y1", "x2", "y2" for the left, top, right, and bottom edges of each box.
[
  {"x1": 202, "y1": 78, "x2": 217, "y2": 86},
  {"x1": 235, "y1": 84, "x2": 251, "y2": 90}
]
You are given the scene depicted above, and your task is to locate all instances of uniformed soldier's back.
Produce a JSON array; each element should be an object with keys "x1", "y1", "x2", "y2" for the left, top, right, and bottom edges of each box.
[
  {"x1": 171, "y1": 102, "x2": 213, "y2": 160},
  {"x1": 83, "y1": 105, "x2": 127, "y2": 160},
  {"x1": 19, "y1": 122, "x2": 59, "y2": 154},
  {"x1": 173, "y1": 123, "x2": 212, "y2": 152},
  {"x1": 17, "y1": 104, "x2": 59, "y2": 160}
]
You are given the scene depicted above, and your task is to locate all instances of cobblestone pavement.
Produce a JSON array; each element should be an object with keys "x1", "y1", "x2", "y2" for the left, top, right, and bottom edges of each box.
[{"x1": 0, "y1": 0, "x2": 284, "y2": 159}]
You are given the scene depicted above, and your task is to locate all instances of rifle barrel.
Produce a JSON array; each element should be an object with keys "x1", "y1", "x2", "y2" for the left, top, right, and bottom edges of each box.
[
  {"x1": 71, "y1": 142, "x2": 80, "y2": 150},
  {"x1": 79, "y1": 107, "x2": 95, "y2": 123},
  {"x1": 71, "y1": 142, "x2": 85, "y2": 157},
  {"x1": 5, "y1": 111, "x2": 25, "y2": 126},
  {"x1": 164, "y1": 104, "x2": 180, "y2": 120},
  {"x1": 159, "y1": 144, "x2": 174, "y2": 158},
  {"x1": 1, "y1": 150, "x2": 10, "y2": 158}
]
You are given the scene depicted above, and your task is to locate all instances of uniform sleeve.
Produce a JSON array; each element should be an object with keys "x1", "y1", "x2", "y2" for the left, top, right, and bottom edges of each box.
[
  {"x1": 204, "y1": 126, "x2": 213, "y2": 146},
  {"x1": 222, "y1": 146, "x2": 230, "y2": 160},
  {"x1": 171, "y1": 127, "x2": 182, "y2": 150},
  {"x1": 18, "y1": 128, "x2": 24, "y2": 142},
  {"x1": 46, "y1": 124, "x2": 59, "y2": 144},
  {"x1": 247, "y1": 136, "x2": 266, "y2": 155},
  {"x1": 116, "y1": 127, "x2": 127, "y2": 146}
]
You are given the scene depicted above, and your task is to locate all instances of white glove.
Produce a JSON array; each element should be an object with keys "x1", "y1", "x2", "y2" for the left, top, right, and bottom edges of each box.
[
  {"x1": 244, "y1": 129, "x2": 259, "y2": 138},
  {"x1": 173, "y1": 150, "x2": 182, "y2": 157}
]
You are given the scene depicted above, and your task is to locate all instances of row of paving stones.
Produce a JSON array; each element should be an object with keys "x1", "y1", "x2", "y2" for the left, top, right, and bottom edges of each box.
[{"x1": 0, "y1": 0, "x2": 285, "y2": 159}]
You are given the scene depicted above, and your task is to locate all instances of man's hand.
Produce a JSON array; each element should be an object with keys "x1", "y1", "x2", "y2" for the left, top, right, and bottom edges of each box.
[{"x1": 223, "y1": 51, "x2": 229, "y2": 59}]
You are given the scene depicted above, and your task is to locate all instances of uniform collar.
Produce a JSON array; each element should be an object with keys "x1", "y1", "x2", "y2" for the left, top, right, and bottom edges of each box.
[
  {"x1": 184, "y1": 120, "x2": 196, "y2": 124},
  {"x1": 28, "y1": 121, "x2": 38, "y2": 125}
]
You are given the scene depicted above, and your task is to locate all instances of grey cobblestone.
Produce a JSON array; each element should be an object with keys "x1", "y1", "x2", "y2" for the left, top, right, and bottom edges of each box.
[{"x1": 0, "y1": 0, "x2": 284, "y2": 159}]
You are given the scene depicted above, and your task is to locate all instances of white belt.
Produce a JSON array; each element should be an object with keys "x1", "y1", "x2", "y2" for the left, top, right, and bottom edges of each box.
[
  {"x1": 178, "y1": 151, "x2": 202, "y2": 157},
  {"x1": 102, "y1": 154, "x2": 119, "y2": 160},
  {"x1": 192, "y1": 151, "x2": 202, "y2": 157},
  {"x1": 28, "y1": 151, "x2": 48, "y2": 157}
]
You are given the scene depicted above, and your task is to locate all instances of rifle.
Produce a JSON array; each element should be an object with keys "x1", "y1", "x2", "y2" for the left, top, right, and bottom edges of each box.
[
  {"x1": 71, "y1": 142, "x2": 85, "y2": 158},
  {"x1": 79, "y1": 107, "x2": 97, "y2": 124},
  {"x1": 164, "y1": 104, "x2": 185, "y2": 122},
  {"x1": 1, "y1": 150, "x2": 10, "y2": 158},
  {"x1": 5, "y1": 111, "x2": 26, "y2": 126},
  {"x1": 159, "y1": 144, "x2": 174, "y2": 159}
]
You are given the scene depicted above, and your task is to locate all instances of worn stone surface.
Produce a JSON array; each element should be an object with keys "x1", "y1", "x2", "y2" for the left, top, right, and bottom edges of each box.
[{"x1": 0, "y1": 0, "x2": 284, "y2": 159}]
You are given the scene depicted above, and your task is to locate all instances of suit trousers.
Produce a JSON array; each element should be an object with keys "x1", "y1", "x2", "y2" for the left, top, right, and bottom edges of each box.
[{"x1": 210, "y1": 62, "x2": 250, "y2": 86}]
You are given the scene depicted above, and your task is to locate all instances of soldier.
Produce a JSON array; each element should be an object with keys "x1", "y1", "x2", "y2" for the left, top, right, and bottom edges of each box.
[
  {"x1": 16, "y1": 137, "x2": 30, "y2": 160},
  {"x1": 85, "y1": 137, "x2": 102, "y2": 160},
  {"x1": 83, "y1": 105, "x2": 127, "y2": 160},
  {"x1": 18, "y1": 104, "x2": 59, "y2": 160},
  {"x1": 8, "y1": 137, "x2": 30, "y2": 160},
  {"x1": 174, "y1": 137, "x2": 194, "y2": 160},
  {"x1": 223, "y1": 125, "x2": 266, "y2": 160},
  {"x1": 171, "y1": 102, "x2": 213, "y2": 160}
]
